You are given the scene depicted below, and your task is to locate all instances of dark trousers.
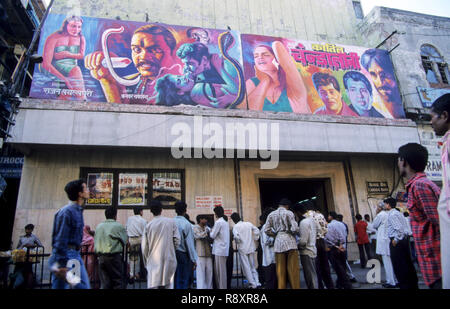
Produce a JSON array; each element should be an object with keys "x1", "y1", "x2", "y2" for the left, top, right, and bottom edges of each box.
[
  {"x1": 300, "y1": 255, "x2": 318, "y2": 289},
  {"x1": 328, "y1": 248, "x2": 352, "y2": 289},
  {"x1": 358, "y1": 243, "x2": 372, "y2": 268},
  {"x1": 315, "y1": 238, "x2": 334, "y2": 289},
  {"x1": 263, "y1": 263, "x2": 277, "y2": 289},
  {"x1": 390, "y1": 237, "x2": 418, "y2": 289},
  {"x1": 98, "y1": 253, "x2": 124, "y2": 289},
  {"x1": 175, "y1": 250, "x2": 192, "y2": 289}
]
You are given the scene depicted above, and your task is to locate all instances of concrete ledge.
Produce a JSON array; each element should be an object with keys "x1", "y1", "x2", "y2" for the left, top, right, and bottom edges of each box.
[
  {"x1": 10, "y1": 98, "x2": 420, "y2": 154},
  {"x1": 19, "y1": 98, "x2": 416, "y2": 127}
]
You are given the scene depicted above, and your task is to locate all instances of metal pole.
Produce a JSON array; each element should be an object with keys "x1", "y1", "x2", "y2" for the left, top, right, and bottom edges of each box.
[{"x1": 375, "y1": 30, "x2": 398, "y2": 49}]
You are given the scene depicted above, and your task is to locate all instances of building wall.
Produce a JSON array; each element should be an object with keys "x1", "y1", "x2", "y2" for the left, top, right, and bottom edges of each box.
[
  {"x1": 358, "y1": 7, "x2": 450, "y2": 112},
  {"x1": 12, "y1": 148, "x2": 238, "y2": 250},
  {"x1": 350, "y1": 155, "x2": 398, "y2": 219},
  {"x1": 12, "y1": 147, "x2": 397, "y2": 261},
  {"x1": 52, "y1": 0, "x2": 363, "y2": 45}
]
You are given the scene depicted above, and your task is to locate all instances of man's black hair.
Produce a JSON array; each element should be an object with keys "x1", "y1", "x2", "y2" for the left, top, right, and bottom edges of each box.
[
  {"x1": 133, "y1": 207, "x2": 143, "y2": 215},
  {"x1": 150, "y1": 200, "x2": 163, "y2": 216},
  {"x1": 64, "y1": 179, "x2": 86, "y2": 201},
  {"x1": 177, "y1": 42, "x2": 210, "y2": 64},
  {"x1": 343, "y1": 71, "x2": 373, "y2": 96},
  {"x1": 329, "y1": 211, "x2": 338, "y2": 220},
  {"x1": 383, "y1": 197, "x2": 397, "y2": 208},
  {"x1": 294, "y1": 201, "x2": 308, "y2": 215},
  {"x1": 134, "y1": 24, "x2": 176, "y2": 53},
  {"x1": 105, "y1": 207, "x2": 117, "y2": 220},
  {"x1": 312, "y1": 72, "x2": 340, "y2": 93},
  {"x1": 278, "y1": 198, "x2": 292, "y2": 207},
  {"x1": 196, "y1": 214, "x2": 207, "y2": 224},
  {"x1": 398, "y1": 143, "x2": 428, "y2": 172},
  {"x1": 431, "y1": 93, "x2": 450, "y2": 120},
  {"x1": 175, "y1": 200, "x2": 187, "y2": 215},
  {"x1": 360, "y1": 49, "x2": 393, "y2": 72},
  {"x1": 355, "y1": 213, "x2": 362, "y2": 221},
  {"x1": 213, "y1": 206, "x2": 225, "y2": 218},
  {"x1": 25, "y1": 224, "x2": 34, "y2": 230},
  {"x1": 230, "y1": 212, "x2": 241, "y2": 224}
]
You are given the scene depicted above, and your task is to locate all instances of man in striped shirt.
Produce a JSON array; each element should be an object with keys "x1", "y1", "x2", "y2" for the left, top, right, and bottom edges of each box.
[
  {"x1": 398, "y1": 143, "x2": 442, "y2": 289},
  {"x1": 385, "y1": 197, "x2": 418, "y2": 289}
]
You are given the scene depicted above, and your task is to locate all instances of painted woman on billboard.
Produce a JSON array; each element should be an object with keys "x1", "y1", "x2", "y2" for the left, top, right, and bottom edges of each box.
[
  {"x1": 245, "y1": 41, "x2": 310, "y2": 113},
  {"x1": 41, "y1": 16, "x2": 87, "y2": 100}
]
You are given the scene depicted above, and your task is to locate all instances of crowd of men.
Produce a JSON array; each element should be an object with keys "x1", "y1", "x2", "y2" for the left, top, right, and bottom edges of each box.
[{"x1": 44, "y1": 94, "x2": 449, "y2": 289}]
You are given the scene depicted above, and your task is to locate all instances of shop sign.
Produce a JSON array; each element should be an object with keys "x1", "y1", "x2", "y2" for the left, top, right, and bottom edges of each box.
[
  {"x1": 195, "y1": 196, "x2": 223, "y2": 209},
  {"x1": 418, "y1": 126, "x2": 442, "y2": 181},
  {"x1": 0, "y1": 156, "x2": 24, "y2": 179},
  {"x1": 417, "y1": 87, "x2": 450, "y2": 108}
]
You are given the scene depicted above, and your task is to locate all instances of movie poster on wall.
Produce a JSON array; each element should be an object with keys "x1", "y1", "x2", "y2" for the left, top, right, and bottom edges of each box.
[
  {"x1": 118, "y1": 173, "x2": 147, "y2": 206},
  {"x1": 86, "y1": 173, "x2": 113, "y2": 206},
  {"x1": 240, "y1": 34, "x2": 405, "y2": 119},
  {"x1": 29, "y1": 14, "x2": 405, "y2": 120},
  {"x1": 29, "y1": 14, "x2": 245, "y2": 109}
]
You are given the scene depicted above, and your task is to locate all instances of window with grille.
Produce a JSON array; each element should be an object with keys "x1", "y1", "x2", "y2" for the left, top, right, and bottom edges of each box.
[{"x1": 421, "y1": 45, "x2": 449, "y2": 85}]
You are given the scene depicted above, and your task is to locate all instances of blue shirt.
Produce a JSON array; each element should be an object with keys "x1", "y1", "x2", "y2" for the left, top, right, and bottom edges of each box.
[
  {"x1": 324, "y1": 220, "x2": 347, "y2": 249},
  {"x1": 174, "y1": 216, "x2": 198, "y2": 263},
  {"x1": 51, "y1": 202, "x2": 84, "y2": 265}
]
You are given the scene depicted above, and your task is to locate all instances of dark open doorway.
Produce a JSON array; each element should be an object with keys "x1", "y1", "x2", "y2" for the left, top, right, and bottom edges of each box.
[{"x1": 259, "y1": 178, "x2": 333, "y2": 216}]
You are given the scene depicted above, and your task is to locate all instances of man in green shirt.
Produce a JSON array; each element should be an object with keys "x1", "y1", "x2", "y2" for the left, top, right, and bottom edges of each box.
[{"x1": 94, "y1": 207, "x2": 128, "y2": 289}]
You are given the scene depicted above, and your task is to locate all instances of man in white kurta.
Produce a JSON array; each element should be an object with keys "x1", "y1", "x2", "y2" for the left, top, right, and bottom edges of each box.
[
  {"x1": 142, "y1": 201, "x2": 180, "y2": 289},
  {"x1": 372, "y1": 203, "x2": 397, "y2": 288},
  {"x1": 231, "y1": 213, "x2": 261, "y2": 289},
  {"x1": 210, "y1": 206, "x2": 230, "y2": 289}
]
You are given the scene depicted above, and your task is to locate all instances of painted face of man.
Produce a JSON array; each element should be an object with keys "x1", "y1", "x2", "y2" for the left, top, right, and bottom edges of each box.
[
  {"x1": 253, "y1": 46, "x2": 277, "y2": 73},
  {"x1": 318, "y1": 83, "x2": 343, "y2": 114},
  {"x1": 131, "y1": 32, "x2": 171, "y2": 79},
  {"x1": 368, "y1": 61, "x2": 396, "y2": 102},
  {"x1": 347, "y1": 79, "x2": 373, "y2": 114},
  {"x1": 66, "y1": 20, "x2": 82, "y2": 36},
  {"x1": 182, "y1": 56, "x2": 208, "y2": 78},
  {"x1": 430, "y1": 110, "x2": 448, "y2": 136}
]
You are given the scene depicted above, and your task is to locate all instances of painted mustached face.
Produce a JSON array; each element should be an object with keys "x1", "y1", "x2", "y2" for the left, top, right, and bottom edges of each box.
[
  {"x1": 131, "y1": 32, "x2": 171, "y2": 78},
  {"x1": 368, "y1": 61, "x2": 396, "y2": 101}
]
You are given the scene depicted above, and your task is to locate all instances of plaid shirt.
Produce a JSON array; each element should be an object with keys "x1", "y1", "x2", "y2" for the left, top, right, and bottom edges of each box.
[{"x1": 406, "y1": 172, "x2": 442, "y2": 287}]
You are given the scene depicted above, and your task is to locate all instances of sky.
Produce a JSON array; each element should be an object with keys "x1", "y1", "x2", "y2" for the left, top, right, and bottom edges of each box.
[
  {"x1": 41, "y1": 0, "x2": 450, "y2": 18},
  {"x1": 361, "y1": 0, "x2": 450, "y2": 18}
]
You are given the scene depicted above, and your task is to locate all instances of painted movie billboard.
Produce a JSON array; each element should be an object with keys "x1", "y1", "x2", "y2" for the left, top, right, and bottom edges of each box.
[
  {"x1": 29, "y1": 14, "x2": 405, "y2": 119},
  {"x1": 240, "y1": 34, "x2": 405, "y2": 118},
  {"x1": 29, "y1": 14, "x2": 245, "y2": 108}
]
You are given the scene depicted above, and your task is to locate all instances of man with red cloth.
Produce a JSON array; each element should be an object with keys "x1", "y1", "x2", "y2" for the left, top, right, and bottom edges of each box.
[{"x1": 354, "y1": 214, "x2": 372, "y2": 268}]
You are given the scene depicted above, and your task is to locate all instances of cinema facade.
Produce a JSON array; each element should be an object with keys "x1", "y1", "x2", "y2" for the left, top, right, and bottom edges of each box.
[{"x1": 8, "y1": 0, "x2": 420, "y2": 259}]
